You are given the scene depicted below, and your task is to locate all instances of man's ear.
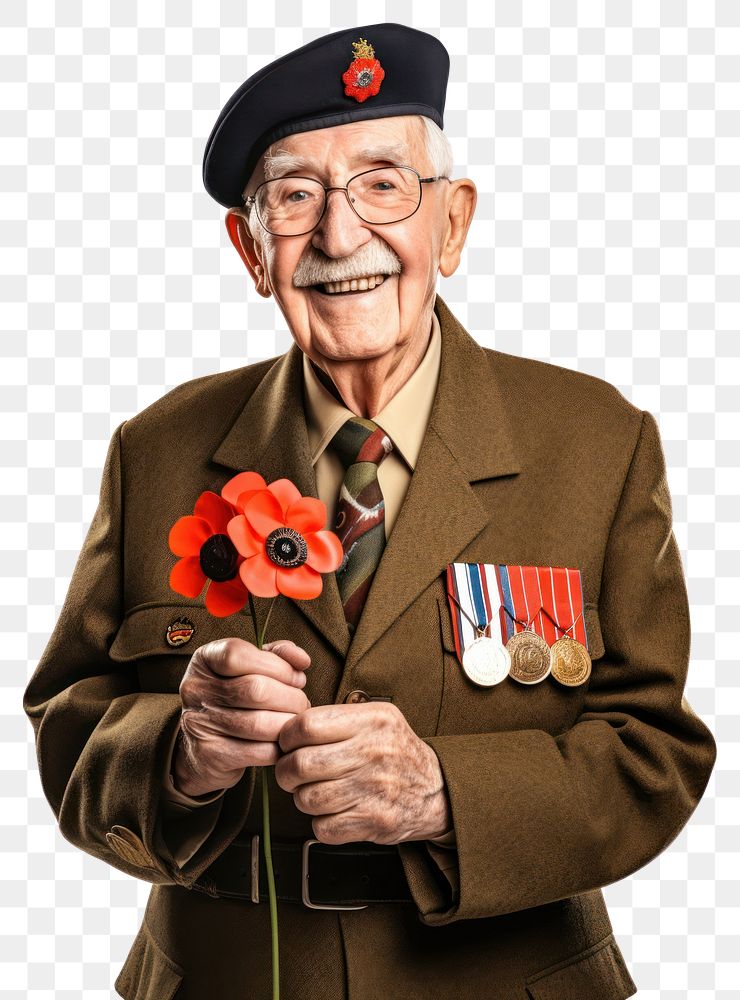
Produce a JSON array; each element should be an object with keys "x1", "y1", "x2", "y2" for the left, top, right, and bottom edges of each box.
[
  {"x1": 225, "y1": 208, "x2": 272, "y2": 298},
  {"x1": 438, "y1": 178, "x2": 477, "y2": 279}
]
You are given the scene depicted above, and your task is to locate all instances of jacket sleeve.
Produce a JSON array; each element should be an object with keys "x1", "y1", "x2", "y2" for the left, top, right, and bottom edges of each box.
[
  {"x1": 397, "y1": 409, "x2": 717, "y2": 925},
  {"x1": 22, "y1": 421, "x2": 256, "y2": 888},
  {"x1": 160, "y1": 727, "x2": 228, "y2": 868}
]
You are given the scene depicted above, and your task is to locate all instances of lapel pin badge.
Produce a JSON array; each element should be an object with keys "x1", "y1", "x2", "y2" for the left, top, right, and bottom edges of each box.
[{"x1": 166, "y1": 617, "x2": 195, "y2": 647}]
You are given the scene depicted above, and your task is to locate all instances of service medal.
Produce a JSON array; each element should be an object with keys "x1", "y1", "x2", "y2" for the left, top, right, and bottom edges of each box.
[
  {"x1": 506, "y1": 628, "x2": 551, "y2": 684},
  {"x1": 550, "y1": 635, "x2": 592, "y2": 686},
  {"x1": 461, "y1": 635, "x2": 511, "y2": 688}
]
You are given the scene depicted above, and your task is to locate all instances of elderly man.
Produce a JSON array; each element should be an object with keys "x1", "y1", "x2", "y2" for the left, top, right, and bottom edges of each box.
[{"x1": 25, "y1": 22, "x2": 716, "y2": 1000}]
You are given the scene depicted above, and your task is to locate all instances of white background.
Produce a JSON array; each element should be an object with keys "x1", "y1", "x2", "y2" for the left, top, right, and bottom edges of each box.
[{"x1": 2, "y1": 1, "x2": 737, "y2": 996}]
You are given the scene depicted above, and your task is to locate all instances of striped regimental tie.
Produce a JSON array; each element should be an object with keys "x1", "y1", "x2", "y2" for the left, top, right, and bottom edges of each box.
[{"x1": 328, "y1": 416, "x2": 394, "y2": 634}]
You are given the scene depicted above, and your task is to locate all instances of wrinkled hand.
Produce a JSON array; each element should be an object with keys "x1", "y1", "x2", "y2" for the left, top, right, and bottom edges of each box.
[
  {"x1": 275, "y1": 702, "x2": 452, "y2": 845},
  {"x1": 172, "y1": 637, "x2": 312, "y2": 798}
]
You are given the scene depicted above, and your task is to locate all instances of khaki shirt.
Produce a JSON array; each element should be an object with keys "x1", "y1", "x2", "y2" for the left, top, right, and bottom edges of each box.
[
  {"x1": 161, "y1": 310, "x2": 459, "y2": 877},
  {"x1": 304, "y1": 308, "x2": 441, "y2": 542}
]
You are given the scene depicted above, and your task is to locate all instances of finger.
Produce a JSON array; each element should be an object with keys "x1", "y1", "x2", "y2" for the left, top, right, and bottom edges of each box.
[
  {"x1": 196, "y1": 637, "x2": 308, "y2": 688},
  {"x1": 313, "y1": 812, "x2": 374, "y2": 846},
  {"x1": 275, "y1": 741, "x2": 360, "y2": 793},
  {"x1": 279, "y1": 702, "x2": 386, "y2": 753},
  {"x1": 208, "y1": 671, "x2": 312, "y2": 715},
  {"x1": 292, "y1": 776, "x2": 365, "y2": 816},
  {"x1": 184, "y1": 706, "x2": 300, "y2": 744},
  {"x1": 180, "y1": 727, "x2": 284, "y2": 773}
]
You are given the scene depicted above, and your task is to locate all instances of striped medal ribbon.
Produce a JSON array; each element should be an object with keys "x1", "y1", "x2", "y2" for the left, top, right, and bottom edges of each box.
[
  {"x1": 443, "y1": 565, "x2": 510, "y2": 687},
  {"x1": 445, "y1": 563, "x2": 592, "y2": 687}
]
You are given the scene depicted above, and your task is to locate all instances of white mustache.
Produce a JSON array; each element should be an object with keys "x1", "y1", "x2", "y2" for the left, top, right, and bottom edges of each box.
[{"x1": 292, "y1": 241, "x2": 402, "y2": 287}]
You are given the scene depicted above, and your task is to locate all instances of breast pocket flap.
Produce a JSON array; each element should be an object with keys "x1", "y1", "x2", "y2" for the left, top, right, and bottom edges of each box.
[{"x1": 108, "y1": 603, "x2": 253, "y2": 662}]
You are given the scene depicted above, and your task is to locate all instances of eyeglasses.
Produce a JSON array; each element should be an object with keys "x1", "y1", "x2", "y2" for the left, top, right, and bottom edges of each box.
[{"x1": 244, "y1": 166, "x2": 450, "y2": 237}]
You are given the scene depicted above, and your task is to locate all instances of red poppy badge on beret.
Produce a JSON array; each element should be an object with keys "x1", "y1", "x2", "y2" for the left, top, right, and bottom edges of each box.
[{"x1": 342, "y1": 36, "x2": 385, "y2": 103}]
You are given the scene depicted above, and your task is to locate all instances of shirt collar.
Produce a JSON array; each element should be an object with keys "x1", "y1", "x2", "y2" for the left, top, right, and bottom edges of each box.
[{"x1": 302, "y1": 309, "x2": 442, "y2": 471}]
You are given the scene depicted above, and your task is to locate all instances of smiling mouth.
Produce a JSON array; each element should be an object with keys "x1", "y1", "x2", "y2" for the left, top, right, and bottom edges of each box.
[{"x1": 309, "y1": 273, "x2": 391, "y2": 296}]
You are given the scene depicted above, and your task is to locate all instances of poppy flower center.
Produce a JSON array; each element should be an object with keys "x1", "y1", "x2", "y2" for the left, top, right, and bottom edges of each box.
[
  {"x1": 199, "y1": 533, "x2": 239, "y2": 582},
  {"x1": 265, "y1": 526, "x2": 308, "y2": 568}
]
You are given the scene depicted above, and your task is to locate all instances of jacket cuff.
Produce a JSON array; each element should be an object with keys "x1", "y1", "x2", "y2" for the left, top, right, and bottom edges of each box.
[
  {"x1": 161, "y1": 724, "x2": 227, "y2": 808},
  {"x1": 395, "y1": 741, "x2": 460, "y2": 921},
  {"x1": 396, "y1": 839, "x2": 457, "y2": 918},
  {"x1": 427, "y1": 827, "x2": 457, "y2": 848},
  {"x1": 159, "y1": 725, "x2": 228, "y2": 868}
]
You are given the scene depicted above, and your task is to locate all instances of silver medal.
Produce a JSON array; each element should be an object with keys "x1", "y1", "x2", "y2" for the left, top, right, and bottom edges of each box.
[{"x1": 461, "y1": 635, "x2": 511, "y2": 688}]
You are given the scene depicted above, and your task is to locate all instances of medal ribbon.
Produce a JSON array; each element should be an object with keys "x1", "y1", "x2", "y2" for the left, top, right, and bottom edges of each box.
[
  {"x1": 496, "y1": 564, "x2": 588, "y2": 647},
  {"x1": 446, "y1": 563, "x2": 497, "y2": 662},
  {"x1": 445, "y1": 563, "x2": 590, "y2": 663}
]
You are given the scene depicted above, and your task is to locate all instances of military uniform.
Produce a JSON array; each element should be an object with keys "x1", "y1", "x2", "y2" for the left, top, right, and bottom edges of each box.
[
  {"x1": 24, "y1": 295, "x2": 716, "y2": 998},
  {"x1": 159, "y1": 310, "x2": 460, "y2": 871}
]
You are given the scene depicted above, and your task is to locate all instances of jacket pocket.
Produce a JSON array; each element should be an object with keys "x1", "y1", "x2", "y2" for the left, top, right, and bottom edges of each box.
[
  {"x1": 115, "y1": 919, "x2": 183, "y2": 1000},
  {"x1": 108, "y1": 602, "x2": 258, "y2": 693},
  {"x1": 525, "y1": 932, "x2": 637, "y2": 1000},
  {"x1": 435, "y1": 594, "x2": 606, "y2": 736},
  {"x1": 109, "y1": 602, "x2": 256, "y2": 663}
]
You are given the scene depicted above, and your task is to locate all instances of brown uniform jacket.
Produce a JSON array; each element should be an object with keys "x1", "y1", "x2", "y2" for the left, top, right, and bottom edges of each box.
[
  {"x1": 24, "y1": 294, "x2": 717, "y2": 1000},
  {"x1": 158, "y1": 308, "x2": 459, "y2": 869}
]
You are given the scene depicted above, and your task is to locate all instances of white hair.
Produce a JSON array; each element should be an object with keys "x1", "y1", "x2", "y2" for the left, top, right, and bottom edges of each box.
[
  {"x1": 240, "y1": 114, "x2": 454, "y2": 223},
  {"x1": 417, "y1": 115, "x2": 454, "y2": 177}
]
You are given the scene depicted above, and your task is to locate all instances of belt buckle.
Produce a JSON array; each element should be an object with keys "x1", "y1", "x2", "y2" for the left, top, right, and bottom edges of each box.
[{"x1": 301, "y1": 838, "x2": 369, "y2": 910}]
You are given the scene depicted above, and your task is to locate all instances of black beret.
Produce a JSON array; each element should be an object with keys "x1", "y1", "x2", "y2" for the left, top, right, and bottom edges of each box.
[{"x1": 202, "y1": 22, "x2": 450, "y2": 208}]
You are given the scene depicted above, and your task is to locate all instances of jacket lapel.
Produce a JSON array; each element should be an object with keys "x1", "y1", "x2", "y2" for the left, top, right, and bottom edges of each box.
[
  {"x1": 342, "y1": 295, "x2": 521, "y2": 674},
  {"x1": 210, "y1": 338, "x2": 352, "y2": 660},
  {"x1": 208, "y1": 294, "x2": 522, "y2": 670}
]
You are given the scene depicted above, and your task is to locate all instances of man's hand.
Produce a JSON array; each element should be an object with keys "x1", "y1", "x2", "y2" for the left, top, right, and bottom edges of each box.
[
  {"x1": 172, "y1": 637, "x2": 312, "y2": 798},
  {"x1": 275, "y1": 702, "x2": 452, "y2": 845}
]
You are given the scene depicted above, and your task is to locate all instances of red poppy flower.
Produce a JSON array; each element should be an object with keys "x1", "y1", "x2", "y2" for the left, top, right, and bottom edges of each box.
[
  {"x1": 168, "y1": 490, "x2": 250, "y2": 618},
  {"x1": 220, "y1": 470, "x2": 268, "y2": 509},
  {"x1": 342, "y1": 37, "x2": 385, "y2": 103},
  {"x1": 227, "y1": 478, "x2": 343, "y2": 600}
]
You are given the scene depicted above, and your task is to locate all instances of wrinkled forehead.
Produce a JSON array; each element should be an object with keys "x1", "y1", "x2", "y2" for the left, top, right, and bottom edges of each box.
[{"x1": 245, "y1": 115, "x2": 427, "y2": 195}]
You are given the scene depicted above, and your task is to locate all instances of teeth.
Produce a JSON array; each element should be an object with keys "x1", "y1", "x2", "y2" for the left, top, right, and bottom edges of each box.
[{"x1": 320, "y1": 273, "x2": 388, "y2": 294}]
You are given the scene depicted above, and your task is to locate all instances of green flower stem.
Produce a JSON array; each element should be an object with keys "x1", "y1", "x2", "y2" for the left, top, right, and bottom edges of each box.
[
  {"x1": 261, "y1": 767, "x2": 279, "y2": 1000},
  {"x1": 258, "y1": 595, "x2": 277, "y2": 648},
  {"x1": 248, "y1": 592, "x2": 280, "y2": 1000}
]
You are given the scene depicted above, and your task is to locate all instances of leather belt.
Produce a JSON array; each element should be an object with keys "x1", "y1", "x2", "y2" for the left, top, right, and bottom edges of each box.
[{"x1": 193, "y1": 835, "x2": 414, "y2": 909}]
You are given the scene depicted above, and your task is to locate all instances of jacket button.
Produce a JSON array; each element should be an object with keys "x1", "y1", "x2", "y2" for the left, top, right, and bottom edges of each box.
[{"x1": 344, "y1": 689, "x2": 370, "y2": 703}]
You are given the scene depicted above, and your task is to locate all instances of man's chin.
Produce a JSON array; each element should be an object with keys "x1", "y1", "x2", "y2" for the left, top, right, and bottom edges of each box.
[{"x1": 304, "y1": 327, "x2": 398, "y2": 364}]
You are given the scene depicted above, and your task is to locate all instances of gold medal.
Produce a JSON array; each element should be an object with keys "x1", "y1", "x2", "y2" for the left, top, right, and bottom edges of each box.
[
  {"x1": 461, "y1": 632, "x2": 511, "y2": 688},
  {"x1": 506, "y1": 627, "x2": 551, "y2": 684},
  {"x1": 550, "y1": 634, "x2": 591, "y2": 686}
]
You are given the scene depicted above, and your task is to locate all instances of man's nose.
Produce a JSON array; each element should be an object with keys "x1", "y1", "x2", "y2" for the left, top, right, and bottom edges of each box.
[{"x1": 311, "y1": 187, "x2": 370, "y2": 258}]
